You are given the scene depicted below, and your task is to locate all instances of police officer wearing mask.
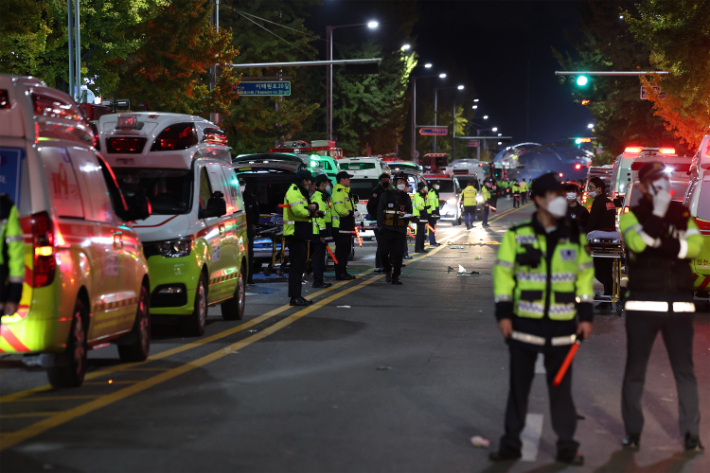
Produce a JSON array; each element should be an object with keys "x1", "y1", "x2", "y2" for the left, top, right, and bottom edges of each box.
[
  {"x1": 310, "y1": 174, "x2": 333, "y2": 289},
  {"x1": 413, "y1": 182, "x2": 428, "y2": 253},
  {"x1": 426, "y1": 182, "x2": 441, "y2": 247},
  {"x1": 491, "y1": 172, "x2": 594, "y2": 465},
  {"x1": 333, "y1": 171, "x2": 358, "y2": 280},
  {"x1": 564, "y1": 182, "x2": 589, "y2": 230},
  {"x1": 367, "y1": 173, "x2": 391, "y2": 273},
  {"x1": 481, "y1": 179, "x2": 493, "y2": 227},
  {"x1": 619, "y1": 162, "x2": 704, "y2": 452},
  {"x1": 240, "y1": 178, "x2": 260, "y2": 285},
  {"x1": 377, "y1": 173, "x2": 413, "y2": 285},
  {"x1": 0, "y1": 194, "x2": 24, "y2": 319},
  {"x1": 283, "y1": 170, "x2": 319, "y2": 306},
  {"x1": 585, "y1": 177, "x2": 616, "y2": 311}
]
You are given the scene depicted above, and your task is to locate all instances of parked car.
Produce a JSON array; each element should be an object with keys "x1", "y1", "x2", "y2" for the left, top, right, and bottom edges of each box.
[
  {"x1": 424, "y1": 173, "x2": 462, "y2": 225},
  {"x1": 0, "y1": 75, "x2": 151, "y2": 387}
]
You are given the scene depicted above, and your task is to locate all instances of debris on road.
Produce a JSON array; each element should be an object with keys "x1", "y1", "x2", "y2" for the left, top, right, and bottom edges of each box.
[
  {"x1": 376, "y1": 366, "x2": 392, "y2": 371},
  {"x1": 470, "y1": 436, "x2": 490, "y2": 448},
  {"x1": 337, "y1": 305, "x2": 351, "y2": 309},
  {"x1": 449, "y1": 245, "x2": 464, "y2": 249},
  {"x1": 470, "y1": 271, "x2": 480, "y2": 274}
]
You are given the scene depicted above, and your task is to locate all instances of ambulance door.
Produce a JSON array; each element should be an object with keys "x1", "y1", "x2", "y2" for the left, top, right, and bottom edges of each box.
[
  {"x1": 68, "y1": 147, "x2": 125, "y2": 339},
  {"x1": 197, "y1": 164, "x2": 226, "y2": 303},
  {"x1": 205, "y1": 163, "x2": 235, "y2": 301},
  {"x1": 220, "y1": 164, "x2": 245, "y2": 284}
]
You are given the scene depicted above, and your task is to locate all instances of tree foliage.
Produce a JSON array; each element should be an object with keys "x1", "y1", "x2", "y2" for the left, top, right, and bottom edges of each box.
[{"x1": 626, "y1": 0, "x2": 710, "y2": 150}]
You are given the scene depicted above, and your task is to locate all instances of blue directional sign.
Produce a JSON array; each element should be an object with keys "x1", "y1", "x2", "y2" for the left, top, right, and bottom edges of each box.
[
  {"x1": 419, "y1": 127, "x2": 448, "y2": 136},
  {"x1": 235, "y1": 81, "x2": 291, "y2": 96}
]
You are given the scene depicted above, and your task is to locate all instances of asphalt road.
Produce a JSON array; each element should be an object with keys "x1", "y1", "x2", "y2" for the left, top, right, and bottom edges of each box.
[{"x1": 1, "y1": 197, "x2": 709, "y2": 473}]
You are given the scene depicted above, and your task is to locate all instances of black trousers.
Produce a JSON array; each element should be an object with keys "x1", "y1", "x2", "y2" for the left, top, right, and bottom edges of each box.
[
  {"x1": 513, "y1": 193, "x2": 520, "y2": 207},
  {"x1": 334, "y1": 231, "x2": 352, "y2": 277},
  {"x1": 246, "y1": 226, "x2": 255, "y2": 283},
  {"x1": 373, "y1": 228, "x2": 382, "y2": 268},
  {"x1": 379, "y1": 229, "x2": 406, "y2": 278},
  {"x1": 415, "y1": 220, "x2": 427, "y2": 251},
  {"x1": 311, "y1": 239, "x2": 326, "y2": 285},
  {"x1": 622, "y1": 312, "x2": 700, "y2": 437},
  {"x1": 594, "y1": 258, "x2": 614, "y2": 296},
  {"x1": 286, "y1": 237, "x2": 306, "y2": 298},
  {"x1": 501, "y1": 345, "x2": 579, "y2": 453}
]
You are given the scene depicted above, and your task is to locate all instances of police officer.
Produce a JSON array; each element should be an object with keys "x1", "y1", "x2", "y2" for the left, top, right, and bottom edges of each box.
[
  {"x1": 310, "y1": 174, "x2": 332, "y2": 289},
  {"x1": 377, "y1": 173, "x2": 413, "y2": 285},
  {"x1": 585, "y1": 177, "x2": 616, "y2": 312},
  {"x1": 512, "y1": 179, "x2": 521, "y2": 208},
  {"x1": 461, "y1": 181, "x2": 478, "y2": 230},
  {"x1": 333, "y1": 171, "x2": 358, "y2": 280},
  {"x1": 490, "y1": 178, "x2": 499, "y2": 210},
  {"x1": 413, "y1": 182, "x2": 428, "y2": 253},
  {"x1": 481, "y1": 179, "x2": 493, "y2": 227},
  {"x1": 240, "y1": 178, "x2": 260, "y2": 285},
  {"x1": 519, "y1": 179, "x2": 529, "y2": 205},
  {"x1": 0, "y1": 194, "x2": 25, "y2": 318},
  {"x1": 283, "y1": 170, "x2": 318, "y2": 306},
  {"x1": 564, "y1": 182, "x2": 589, "y2": 230},
  {"x1": 426, "y1": 182, "x2": 440, "y2": 247},
  {"x1": 367, "y1": 173, "x2": 391, "y2": 273},
  {"x1": 491, "y1": 172, "x2": 594, "y2": 465},
  {"x1": 619, "y1": 162, "x2": 704, "y2": 452}
]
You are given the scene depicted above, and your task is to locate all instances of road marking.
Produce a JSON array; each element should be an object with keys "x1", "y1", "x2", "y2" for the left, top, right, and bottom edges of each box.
[
  {"x1": 535, "y1": 354, "x2": 546, "y2": 374},
  {"x1": 3, "y1": 395, "x2": 99, "y2": 402},
  {"x1": 521, "y1": 413, "x2": 544, "y2": 461},
  {"x1": 0, "y1": 412, "x2": 56, "y2": 419},
  {"x1": 0, "y1": 242, "x2": 452, "y2": 451}
]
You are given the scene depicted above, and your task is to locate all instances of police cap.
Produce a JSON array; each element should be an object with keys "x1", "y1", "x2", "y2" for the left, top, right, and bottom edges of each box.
[
  {"x1": 378, "y1": 172, "x2": 391, "y2": 181},
  {"x1": 417, "y1": 181, "x2": 427, "y2": 190},
  {"x1": 638, "y1": 161, "x2": 666, "y2": 183},
  {"x1": 530, "y1": 172, "x2": 564, "y2": 197},
  {"x1": 393, "y1": 171, "x2": 408, "y2": 181},
  {"x1": 294, "y1": 170, "x2": 314, "y2": 182},
  {"x1": 314, "y1": 173, "x2": 330, "y2": 185},
  {"x1": 336, "y1": 171, "x2": 354, "y2": 181}
]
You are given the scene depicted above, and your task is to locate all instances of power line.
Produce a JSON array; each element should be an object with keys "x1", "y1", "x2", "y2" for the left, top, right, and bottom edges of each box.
[
  {"x1": 234, "y1": 9, "x2": 325, "y2": 43},
  {"x1": 233, "y1": 10, "x2": 313, "y2": 58}
]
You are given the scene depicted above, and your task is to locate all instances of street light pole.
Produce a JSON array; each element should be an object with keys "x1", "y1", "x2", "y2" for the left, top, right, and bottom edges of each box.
[
  {"x1": 411, "y1": 76, "x2": 416, "y2": 163},
  {"x1": 67, "y1": 0, "x2": 74, "y2": 98},
  {"x1": 433, "y1": 88, "x2": 438, "y2": 152}
]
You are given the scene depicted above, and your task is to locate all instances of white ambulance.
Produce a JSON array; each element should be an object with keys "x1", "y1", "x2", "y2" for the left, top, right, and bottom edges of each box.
[{"x1": 98, "y1": 113, "x2": 248, "y2": 336}]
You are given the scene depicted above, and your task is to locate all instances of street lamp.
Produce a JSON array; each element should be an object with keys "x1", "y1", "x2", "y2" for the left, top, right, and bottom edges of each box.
[
  {"x1": 473, "y1": 98, "x2": 479, "y2": 103},
  {"x1": 401, "y1": 44, "x2": 411, "y2": 51},
  {"x1": 492, "y1": 127, "x2": 498, "y2": 132},
  {"x1": 410, "y1": 72, "x2": 447, "y2": 163},
  {"x1": 587, "y1": 123, "x2": 594, "y2": 129},
  {"x1": 425, "y1": 63, "x2": 432, "y2": 68},
  {"x1": 457, "y1": 85, "x2": 465, "y2": 90},
  {"x1": 472, "y1": 105, "x2": 478, "y2": 109},
  {"x1": 483, "y1": 115, "x2": 489, "y2": 120},
  {"x1": 439, "y1": 73, "x2": 447, "y2": 78},
  {"x1": 498, "y1": 133, "x2": 502, "y2": 136},
  {"x1": 326, "y1": 21, "x2": 379, "y2": 140}
]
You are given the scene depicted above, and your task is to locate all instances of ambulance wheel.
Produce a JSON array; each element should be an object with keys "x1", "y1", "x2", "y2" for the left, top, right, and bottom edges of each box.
[
  {"x1": 47, "y1": 301, "x2": 87, "y2": 388},
  {"x1": 615, "y1": 300, "x2": 624, "y2": 317},
  {"x1": 221, "y1": 266, "x2": 246, "y2": 321},
  {"x1": 181, "y1": 275, "x2": 208, "y2": 337},
  {"x1": 118, "y1": 284, "x2": 151, "y2": 362}
]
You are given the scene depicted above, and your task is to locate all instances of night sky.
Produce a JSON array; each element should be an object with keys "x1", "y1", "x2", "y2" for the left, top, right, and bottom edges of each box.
[{"x1": 309, "y1": 0, "x2": 593, "y2": 146}]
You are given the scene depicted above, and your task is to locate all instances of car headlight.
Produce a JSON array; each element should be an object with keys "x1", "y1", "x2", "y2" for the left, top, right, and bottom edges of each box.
[
  {"x1": 446, "y1": 197, "x2": 458, "y2": 205},
  {"x1": 155, "y1": 237, "x2": 193, "y2": 257},
  {"x1": 476, "y1": 195, "x2": 484, "y2": 203}
]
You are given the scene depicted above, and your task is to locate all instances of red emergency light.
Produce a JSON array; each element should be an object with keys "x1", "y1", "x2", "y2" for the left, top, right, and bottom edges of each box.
[
  {"x1": 659, "y1": 148, "x2": 676, "y2": 155},
  {"x1": 625, "y1": 147, "x2": 642, "y2": 153},
  {"x1": 574, "y1": 164, "x2": 582, "y2": 170}
]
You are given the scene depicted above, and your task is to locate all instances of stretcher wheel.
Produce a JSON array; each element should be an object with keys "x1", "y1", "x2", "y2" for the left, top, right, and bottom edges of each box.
[
  {"x1": 615, "y1": 300, "x2": 624, "y2": 317},
  {"x1": 263, "y1": 266, "x2": 272, "y2": 277}
]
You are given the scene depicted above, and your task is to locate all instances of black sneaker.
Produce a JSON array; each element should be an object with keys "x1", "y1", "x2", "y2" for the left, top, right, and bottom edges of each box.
[
  {"x1": 391, "y1": 278, "x2": 403, "y2": 285},
  {"x1": 622, "y1": 434, "x2": 640, "y2": 450},
  {"x1": 489, "y1": 447, "x2": 521, "y2": 462},
  {"x1": 312, "y1": 282, "x2": 332, "y2": 289},
  {"x1": 335, "y1": 274, "x2": 355, "y2": 281},
  {"x1": 556, "y1": 449, "x2": 584, "y2": 465},
  {"x1": 385, "y1": 272, "x2": 392, "y2": 283},
  {"x1": 684, "y1": 433, "x2": 704, "y2": 452}
]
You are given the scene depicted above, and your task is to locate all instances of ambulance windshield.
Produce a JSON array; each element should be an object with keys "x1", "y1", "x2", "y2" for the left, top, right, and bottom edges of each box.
[{"x1": 115, "y1": 169, "x2": 193, "y2": 215}]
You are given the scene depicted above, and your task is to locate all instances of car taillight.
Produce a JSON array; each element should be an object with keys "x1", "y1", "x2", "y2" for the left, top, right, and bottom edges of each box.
[
  {"x1": 624, "y1": 207, "x2": 630, "y2": 213},
  {"x1": 106, "y1": 137, "x2": 147, "y2": 154},
  {"x1": 0, "y1": 90, "x2": 10, "y2": 109},
  {"x1": 151, "y1": 123, "x2": 198, "y2": 151},
  {"x1": 32, "y1": 212, "x2": 56, "y2": 288},
  {"x1": 659, "y1": 148, "x2": 675, "y2": 155}
]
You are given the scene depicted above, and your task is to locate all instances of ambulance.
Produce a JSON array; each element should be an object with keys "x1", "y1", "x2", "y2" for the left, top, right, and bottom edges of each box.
[
  {"x1": 0, "y1": 75, "x2": 152, "y2": 387},
  {"x1": 98, "y1": 112, "x2": 247, "y2": 337},
  {"x1": 684, "y1": 135, "x2": 710, "y2": 296}
]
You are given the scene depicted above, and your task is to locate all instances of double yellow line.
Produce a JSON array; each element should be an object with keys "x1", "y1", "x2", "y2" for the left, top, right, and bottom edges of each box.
[{"x1": 0, "y1": 242, "x2": 451, "y2": 451}]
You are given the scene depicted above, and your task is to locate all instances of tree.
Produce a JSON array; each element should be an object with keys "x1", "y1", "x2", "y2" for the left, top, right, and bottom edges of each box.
[
  {"x1": 105, "y1": 0, "x2": 239, "y2": 117},
  {"x1": 626, "y1": 0, "x2": 710, "y2": 150}
]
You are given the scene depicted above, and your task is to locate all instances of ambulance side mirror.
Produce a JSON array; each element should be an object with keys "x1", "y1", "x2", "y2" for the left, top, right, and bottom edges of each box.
[
  {"x1": 199, "y1": 191, "x2": 227, "y2": 219},
  {"x1": 125, "y1": 195, "x2": 152, "y2": 221}
]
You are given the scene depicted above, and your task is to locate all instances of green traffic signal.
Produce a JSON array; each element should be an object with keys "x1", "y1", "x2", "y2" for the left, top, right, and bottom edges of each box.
[{"x1": 576, "y1": 75, "x2": 589, "y2": 87}]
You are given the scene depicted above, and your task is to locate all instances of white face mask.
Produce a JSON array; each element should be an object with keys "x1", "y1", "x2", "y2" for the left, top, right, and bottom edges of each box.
[
  {"x1": 547, "y1": 196, "x2": 568, "y2": 218},
  {"x1": 648, "y1": 177, "x2": 670, "y2": 195},
  {"x1": 434, "y1": 184, "x2": 440, "y2": 190},
  {"x1": 396, "y1": 183, "x2": 406, "y2": 191},
  {"x1": 239, "y1": 185, "x2": 246, "y2": 193},
  {"x1": 587, "y1": 191, "x2": 597, "y2": 199},
  {"x1": 566, "y1": 192, "x2": 577, "y2": 201}
]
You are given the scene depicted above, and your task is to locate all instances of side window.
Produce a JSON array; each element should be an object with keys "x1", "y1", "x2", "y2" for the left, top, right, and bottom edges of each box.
[
  {"x1": 97, "y1": 157, "x2": 128, "y2": 216},
  {"x1": 70, "y1": 149, "x2": 114, "y2": 222},
  {"x1": 198, "y1": 166, "x2": 213, "y2": 210},
  {"x1": 39, "y1": 148, "x2": 84, "y2": 219},
  {"x1": 210, "y1": 165, "x2": 232, "y2": 214},
  {"x1": 221, "y1": 166, "x2": 243, "y2": 213}
]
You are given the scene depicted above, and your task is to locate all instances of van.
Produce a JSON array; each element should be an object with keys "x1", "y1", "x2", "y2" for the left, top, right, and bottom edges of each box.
[
  {"x1": 424, "y1": 173, "x2": 462, "y2": 225},
  {"x1": 99, "y1": 112, "x2": 247, "y2": 336},
  {"x1": 337, "y1": 157, "x2": 391, "y2": 180},
  {"x1": 0, "y1": 75, "x2": 151, "y2": 387},
  {"x1": 683, "y1": 145, "x2": 710, "y2": 295}
]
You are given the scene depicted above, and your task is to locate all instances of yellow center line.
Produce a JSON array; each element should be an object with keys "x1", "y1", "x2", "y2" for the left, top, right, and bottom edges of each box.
[
  {"x1": 3, "y1": 395, "x2": 99, "y2": 402},
  {"x1": 0, "y1": 244, "x2": 452, "y2": 450},
  {"x1": 0, "y1": 412, "x2": 57, "y2": 419}
]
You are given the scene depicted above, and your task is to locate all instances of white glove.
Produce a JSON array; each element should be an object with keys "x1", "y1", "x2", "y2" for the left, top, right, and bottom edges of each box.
[
  {"x1": 650, "y1": 178, "x2": 672, "y2": 217},
  {"x1": 353, "y1": 211, "x2": 361, "y2": 219}
]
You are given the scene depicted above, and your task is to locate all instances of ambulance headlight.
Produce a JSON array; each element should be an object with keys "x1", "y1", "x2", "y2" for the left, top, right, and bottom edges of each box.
[
  {"x1": 155, "y1": 237, "x2": 193, "y2": 257},
  {"x1": 476, "y1": 195, "x2": 484, "y2": 203},
  {"x1": 446, "y1": 197, "x2": 457, "y2": 205}
]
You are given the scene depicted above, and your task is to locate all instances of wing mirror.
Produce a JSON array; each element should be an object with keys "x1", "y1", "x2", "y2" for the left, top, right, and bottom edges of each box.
[
  {"x1": 199, "y1": 191, "x2": 227, "y2": 219},
  {"x1": 125, "y1": 195, "x2": 152, "y2": 221}
]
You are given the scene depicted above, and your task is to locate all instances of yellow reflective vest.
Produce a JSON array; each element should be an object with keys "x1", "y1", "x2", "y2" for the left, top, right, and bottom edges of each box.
[
  {"x1": 461, "y1": 185, "x2": 478, "y2": 207},
  {"x1": 283, "y1": 184, "x2": 311, "y2": 237},
  {"x1": 332, "y1": 183, "x2": 354, "y2": 229},
  {"x1": 311, "y1": 190, "x2": 329, "y2": 237},
  {"x1": 494, "y1": 219, "x2": 594, "y2": 320},
  {"x1": 0, "y1": 196, "x2": 25, "y2": 304},
  {"x1": 412, "y1": 192, "x2": 426, "y2": 218},
  {"x1": 519, "y1": 181, "x2": 528, "y2": 193},
  {"x1": 426, "y1": 189, "x2": 439, "y2": 214}
]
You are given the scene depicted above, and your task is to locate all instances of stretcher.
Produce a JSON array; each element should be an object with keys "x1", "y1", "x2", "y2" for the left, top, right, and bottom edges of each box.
[{"x1": 586, "y1": 230, "x2": 624, "y2": 316}]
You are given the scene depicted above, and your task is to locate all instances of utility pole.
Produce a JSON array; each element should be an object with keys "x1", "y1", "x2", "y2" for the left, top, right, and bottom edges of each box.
[
  {"x1": 451, "y1": 101, "x2": 455, "y2": 162},
  {"x1": 433, "y1": 89, "x2": 438, "y2": 152},
  {"x1": 326, "y1": 25, "x2": 333, "y2": 141},
  {"x1": 411, "y1": 77, "x2": 417, "y2": 164},
  {"x1": 67, "y1": 0, "x2": 74, "y2": 98},
  {"x1": 210, "y1": 0, "x2": 220, "y2": 124}
]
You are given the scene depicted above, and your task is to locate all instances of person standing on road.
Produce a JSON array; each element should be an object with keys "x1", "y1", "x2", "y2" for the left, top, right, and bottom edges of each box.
[
  {"x1": 619, "y1": 161, "x2": 705, "y2": 453},
  {"x1": 283, "y1": 171, "x2": 318, "y2": 306},
  {"x1": 564, "y1": 182, "x2": 589, "y2": 230},
  {"x1": 240, "y1": 178, "x2": 260, "y2": 285},
  {"x1": 461, "y1": 181, "x2": 478, "y2": 230},
  {"x1": 512, "y1": 180, "x2": 520, "y2": 208},
  {"x1": 367, "y1": 173, "x2": 391, "y2": 273},
  {"x1": 333, "y1": 171, "x2": 358, "y2": 280},
  {"x1": 490, "y1": 179, "x2": 499, "y2": 211},
  {"x1": 0, "y1": 194, "x2": 25, "y2": 319},
  {"x1": 585, "y1": 177, "x2": 616, "y2": 312},
  {"x1": 519, "y1": 179, "x2": 529, "y2": 205},
  {"x1": 426, "y1": 182, "x2": 441, "y2": 247},
  {"x1": 310, "y1": 174, "x2": 332, "y2": 289},
  {"x1": 413, "y1": 182, "x2": 428, "y2": 253},
  {"x1": 491, "y1": 172, "x2": 594, "y2": 466},
  {"x1": 377, "y1": 173, "x2": 413, "y2": 285},
  {"x1": 481, "y1": 180, "x2": 493, "y2": 227}
]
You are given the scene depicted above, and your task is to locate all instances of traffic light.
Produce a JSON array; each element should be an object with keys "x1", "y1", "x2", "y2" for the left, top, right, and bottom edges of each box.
[
  {"x1": 575, "y1": 75, "x2": 589, "y2": 87},
  {"x1": 557, "y1": 75, "x2": 591, "y2": 88}
]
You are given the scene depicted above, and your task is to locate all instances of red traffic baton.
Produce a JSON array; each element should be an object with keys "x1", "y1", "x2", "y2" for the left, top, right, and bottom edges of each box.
[
  {"x1": 278, "y1": 204, "x2": 290, "y2": 208},
  {"x1": 326, "y1": 245, "x2": 338, "y2": 265},
  {"x1": 553, "y1": 337, "x2": 583, "y2": 387},
  {"x1": 426, "y1": 223, "x2": 436, "y2": 234},
  {"x1": 488, "y1": 204, "x2": 497, "y2": 212}
]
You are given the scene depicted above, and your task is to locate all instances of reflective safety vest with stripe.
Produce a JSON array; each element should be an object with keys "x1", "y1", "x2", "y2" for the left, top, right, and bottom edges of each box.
[
  {"x1": 332, "y1": 183, "x2": 353, "y2": 230},
  {"x1": 0, "y1": 196, "x2": 25, "y2": 304},
  {"x1": 311, "y1": 190, "x2": 329, "y2": 237},
  {"x1": 481, "y1": 187, "x2": 491, "y2": 202},
  {"x1": 426, "y1": 189, "x2": 439, "y2": 214},
  {"x1": 519, "y1": 182, "x2": 528, "y2": 193},
  {"x1": 412, "y1": 192, "x2": 426, "y2": 218},
  {"x1": 283, "y1": 184, "x2": 311, "y2": 237},
  {"x1": 461, "y1": 185, "x2": 478, "y2": 207},
  {"x1": 493, "y1": 220, "x2": 594, "y2": 320}
]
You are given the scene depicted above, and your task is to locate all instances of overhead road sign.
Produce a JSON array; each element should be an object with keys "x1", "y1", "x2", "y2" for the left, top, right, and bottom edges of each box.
[
  {"x1": 236, "y1": 81, "x2": 291, "y2": 96},
  {"x1": 419, "y1": 127, "x2": 448, "y2": 136},
  {"x1": 468, "y1": 141, "x2": 478, "y2": 148}
]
